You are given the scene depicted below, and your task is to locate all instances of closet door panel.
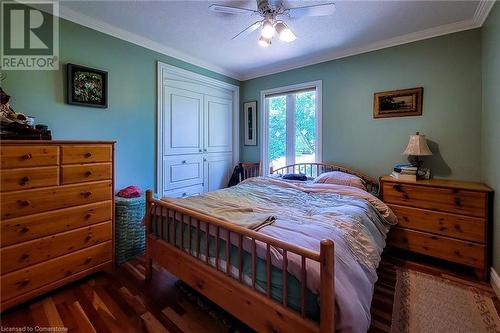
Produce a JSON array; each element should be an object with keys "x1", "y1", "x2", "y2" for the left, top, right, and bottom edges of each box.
[
  {"x1": 164, "y1": 87, "x2": 203, "y2": 155},
  {"x1": 203, "y1": 153, "x2": 232, "y2": 193},
  {"x1": 163, "y1": 155, "x2": 204, "y2": 193},
  {"x1": 204, "y1": 96, "x2": 232, "y2": 153}
]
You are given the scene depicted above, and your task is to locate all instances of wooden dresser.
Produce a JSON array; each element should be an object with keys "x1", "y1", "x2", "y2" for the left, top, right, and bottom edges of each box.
[
  {"x1": 0, "y1": 141, "x2": 115, "y2": 311},
  {"x1": 380, "y1": 176, "x2": 493, "y2": 281}
]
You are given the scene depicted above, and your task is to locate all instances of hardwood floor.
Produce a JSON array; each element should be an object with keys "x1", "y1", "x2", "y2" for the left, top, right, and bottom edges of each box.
[{"x1": 1, "y1": 255, "x2": 499, "y2": 333}]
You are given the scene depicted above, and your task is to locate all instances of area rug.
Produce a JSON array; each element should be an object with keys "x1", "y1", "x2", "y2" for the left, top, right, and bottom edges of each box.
[{"x1": 391, "y1": 268, "x2": 500, "y2": 333}]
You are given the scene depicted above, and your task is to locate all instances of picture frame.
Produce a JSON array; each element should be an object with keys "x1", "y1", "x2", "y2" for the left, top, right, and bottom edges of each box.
[
  {"x1": 373, "y1": 87, "x2": 423, "y2": 118},
  {"x1": 67, "y1": 63, "x2": 108, "y2": 108},
  {"x1": 244, "y1": 101, "x2": 257, "y2": 146}
]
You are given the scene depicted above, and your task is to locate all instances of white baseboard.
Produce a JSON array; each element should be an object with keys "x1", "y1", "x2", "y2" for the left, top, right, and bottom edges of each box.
[{"x1": 491, "y1": 267, "x2": 500, "y2": 298}]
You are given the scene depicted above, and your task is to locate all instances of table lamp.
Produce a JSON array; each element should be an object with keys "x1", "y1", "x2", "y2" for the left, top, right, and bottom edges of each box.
[{"x1": 403, "y1": 132, "x2": 432, "y2": 172}]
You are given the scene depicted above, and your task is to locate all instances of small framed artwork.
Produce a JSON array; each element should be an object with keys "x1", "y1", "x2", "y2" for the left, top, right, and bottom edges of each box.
[
  {"x1": 67, "y1": 63, "x2": 108, "y2": 108},
  {"x1": 244, "y1": 101, "x2": 257, "y2": 146},
  {"x1": 373, "y1": 87, "x2": 423, "y2": 118}
]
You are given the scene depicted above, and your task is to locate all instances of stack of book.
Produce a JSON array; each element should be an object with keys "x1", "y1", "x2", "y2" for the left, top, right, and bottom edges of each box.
[{"x1": 391, "y1": 164, "x2": 417, "y2": 181}]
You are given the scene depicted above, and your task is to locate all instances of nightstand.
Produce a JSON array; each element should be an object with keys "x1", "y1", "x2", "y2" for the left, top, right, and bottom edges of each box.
[{"x1": 380, "y1": 176, "x2": 493, "y2": 281}]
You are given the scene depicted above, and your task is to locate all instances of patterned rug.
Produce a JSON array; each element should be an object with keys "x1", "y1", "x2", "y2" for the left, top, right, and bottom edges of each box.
[{"x1": 391, "y1": 268, "x2": 500, "y2": 333}]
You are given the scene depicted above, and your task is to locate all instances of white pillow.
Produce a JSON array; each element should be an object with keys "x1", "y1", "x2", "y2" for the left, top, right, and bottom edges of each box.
[{"x1": 313, "y1": 171, "x2": 367, "y2": 191}]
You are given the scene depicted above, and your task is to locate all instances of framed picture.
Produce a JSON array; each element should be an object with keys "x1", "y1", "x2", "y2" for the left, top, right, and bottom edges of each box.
[
  {"x1": 373, "y1": 87, "x2": 423, "y2": 118},
  {"x1": 67, "y1": 63, "x2": 108, "y2": 108},
  {"x1": 244, "y1": 101, "x2": 257, "y2": 146}
]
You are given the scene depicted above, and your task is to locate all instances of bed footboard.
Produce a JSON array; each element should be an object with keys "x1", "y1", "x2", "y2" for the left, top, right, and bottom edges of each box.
[{"x1": 144, "y1": 190, "x2": 335, "y2": 333}]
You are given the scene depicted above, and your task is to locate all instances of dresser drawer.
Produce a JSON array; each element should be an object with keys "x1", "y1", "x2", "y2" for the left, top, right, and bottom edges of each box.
[
  {"x1": 0, "y1": 166, "x2": 59, "y2": 192},
  {"x1": 163, "y1": 155, "x2": 204, "y2": 190},
  {"x1": 164, "y1": 184, "x2": 204, "y2": 198},
  {"x1": 383, "y1": 182, "x2": 487, "y2": 217},
  {"x1": 388, "y1": 227, "x2": 485, "y2": 268},
  {"x1": 389, "y1": 204, "x2": 486, "y2": 243},
  {"x1": 0, "y1": 241, "x2": 112, "y2": 302},
  {"x1": 1, "y1": 221, "x2": 112, "y2": 274},
  {"x1": 62, "y1": 163, "x2": 112, "y2": 184},
  {"x1": 61, "y1": 145, "x2": 112, "y2": 164},
  {"x1": 1, "y1": 201, "x2": 112, "y2": 247},
  {"x1": 1, "y1": 181, "x2": 112, "y2": 219},
  {"x1": 1, "y1": 146, "x2": 58, "y2": 169}
]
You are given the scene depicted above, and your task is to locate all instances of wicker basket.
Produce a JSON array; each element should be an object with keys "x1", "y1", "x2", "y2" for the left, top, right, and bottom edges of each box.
[{"x1": 115, "y1": 194, "x2": 146, "y2": 264}]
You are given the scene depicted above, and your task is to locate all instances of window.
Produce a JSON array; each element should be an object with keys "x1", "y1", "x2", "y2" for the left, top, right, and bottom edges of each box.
[{"x1": 261, "y1": 81, "x2": 322, "y2": 175}]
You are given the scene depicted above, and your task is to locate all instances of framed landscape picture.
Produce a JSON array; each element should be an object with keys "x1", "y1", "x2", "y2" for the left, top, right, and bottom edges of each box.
[
  {"x1": 373, "y1": 87, "x2": 423, "y2": 118},
  {"x1": 244, "y1": 101, "x2": 257, "y2": 146},
  {"x1": 67, "y1": 64, "x2": 108, "y2": 108}
]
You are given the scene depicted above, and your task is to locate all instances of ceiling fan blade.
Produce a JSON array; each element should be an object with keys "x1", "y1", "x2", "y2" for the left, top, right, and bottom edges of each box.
[
  {"x1": 209, "y1": 4, "x2": 258, "y2": 15},
  {"x1": 232, "y1": 21, "x2": 262, "y2": 40},
  {"x1": 286, "y1": 2, "x2": 336, "y2": 17}
]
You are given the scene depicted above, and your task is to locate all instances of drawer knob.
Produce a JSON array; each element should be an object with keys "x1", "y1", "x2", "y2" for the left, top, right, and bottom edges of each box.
[
  {"x1": 203, "y1": 149, "x2": 207, "y2": 152},
  {"x1": 84, "y1": 171, "x2": 92, "y2": 177},
  {"x1": 80, "y1": 191, "x2": 92, "y2": 198},
  {"x1": 84, "y1": 152, "x2": 92, "y2": 158},
  {"x1": 199, "y1": 149, "x2": 202, "y2": 152},
  {"x1": 18, "y1": 200, "x2": 31, "y2": 207},
  {"x1": 84, "y1": 257, "x2": 93, "y2": 264},
  {"x1": 454, "y1": 197, "x2": 462, "y2": 206},
  {"x1": 182, "y1": 192, "x2": 187, "y2": 197},
  {"x1": 17, "y1": 279, "x2": 30, "y2": 287},
  {"x1": 181, "y1": 160, "x2": 187, "y2": 164},
  {"x1": 20, "y1": 226, "x2": 30, "y2": 233},
  {"x1": 85, "y1": 233, "x2": 93, "y2": 241},
  {"x1": 85, "y1": 213, "x2": 93, "y2": 220},
  {"x1": 21, "y1": 253, "x2": 30, "y2": 260},
  {"x1": 22, "y1": 153, "x2": 32, "y2": 160},
  {"x1": 19, "y1": 176, "x2": 30, "y2": 185},
  {"x1": 393, "y1": 184, "x2": 403, "y2": 192}
]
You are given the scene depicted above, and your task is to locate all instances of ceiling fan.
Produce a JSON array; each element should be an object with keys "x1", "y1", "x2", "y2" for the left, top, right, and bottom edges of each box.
[{"x1": 209, "y1": 0, "x2": 336, "y2": 47}]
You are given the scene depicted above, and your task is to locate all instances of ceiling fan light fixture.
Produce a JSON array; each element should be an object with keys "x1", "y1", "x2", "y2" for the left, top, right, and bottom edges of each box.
[
  {"x1": 275, "y1": 21, "x2": 296, "y2": 42},
  {"x1": 258, "y1": 35, "x2": 271, "y2": 47},
  {"x1": 261, "y1": 20, "x2": 275, "y2": 39}
]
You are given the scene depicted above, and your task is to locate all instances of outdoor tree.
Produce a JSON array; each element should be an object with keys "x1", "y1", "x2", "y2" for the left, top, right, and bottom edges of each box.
[{"x1": 268, "y1": 92, "x2": 316, "y2": 166}]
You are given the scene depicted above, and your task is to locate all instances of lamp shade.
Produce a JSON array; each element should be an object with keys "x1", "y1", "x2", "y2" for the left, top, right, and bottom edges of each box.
[{"x1": 403, "y1": 132, "x2": 432, "y2": 156}]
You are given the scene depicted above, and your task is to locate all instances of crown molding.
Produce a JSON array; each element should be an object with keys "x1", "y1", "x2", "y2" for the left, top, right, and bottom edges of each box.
[
  {"x1": 240, "y1": 16, "x2": 483, "y2": 80},
  {"x1": 473, "y1": 0, "x2": 496, "y2": 26},
  {"x1": 55, "y1": 4, "x2": 242, "y2": 80}
]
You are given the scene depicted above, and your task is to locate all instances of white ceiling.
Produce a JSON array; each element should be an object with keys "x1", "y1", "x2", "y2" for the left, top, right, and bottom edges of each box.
[{"x1": 58, "y1": 0, "x2": 493, "y2": 80}]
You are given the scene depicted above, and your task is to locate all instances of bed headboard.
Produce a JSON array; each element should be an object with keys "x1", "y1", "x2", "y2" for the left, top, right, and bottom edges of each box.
[{"x1": 270, "y1": 162, "x2": 379, "y2": 196}]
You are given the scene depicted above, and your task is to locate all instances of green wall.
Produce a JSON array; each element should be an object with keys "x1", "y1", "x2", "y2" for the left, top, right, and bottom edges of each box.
[
  {"x1": 2, "y1": 16, "x2": 239, "y2": 190},
  {"x1": 481, "y1": 3, "x2": 500, "y2": 273},
  {"x1": 240, "y1": 29, "x2": 483, "y2": 181}
]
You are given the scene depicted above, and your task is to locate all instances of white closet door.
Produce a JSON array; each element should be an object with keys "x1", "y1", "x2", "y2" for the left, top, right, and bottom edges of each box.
[
  {"x1": 204, "y1": 95, "x2": 233, "y2": 153},
  {"x1": 164, "y1": 86, "x2": 203, "y2": 155},
  {"x1": 203, "y1": 153, "x2": 232, "y2": 192}
]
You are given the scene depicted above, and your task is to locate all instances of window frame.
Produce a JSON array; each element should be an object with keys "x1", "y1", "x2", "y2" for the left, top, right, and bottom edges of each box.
[{"x1": 260, "y1": 80, "x2": 323, "y2": 175}]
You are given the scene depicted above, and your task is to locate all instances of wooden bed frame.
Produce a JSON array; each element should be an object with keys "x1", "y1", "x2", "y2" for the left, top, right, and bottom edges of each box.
[{"x1": 144, "y1": 162, "x2": 379, "y2": 333}]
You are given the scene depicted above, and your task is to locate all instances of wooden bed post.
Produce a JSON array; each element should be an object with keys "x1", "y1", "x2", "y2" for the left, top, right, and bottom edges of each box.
[
  {"x1": 319, "y1": 239, "x2": 335, "y2": 333},
  {"x1": 145, "y1": 190, "x2": 153, "y2": 282}
]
